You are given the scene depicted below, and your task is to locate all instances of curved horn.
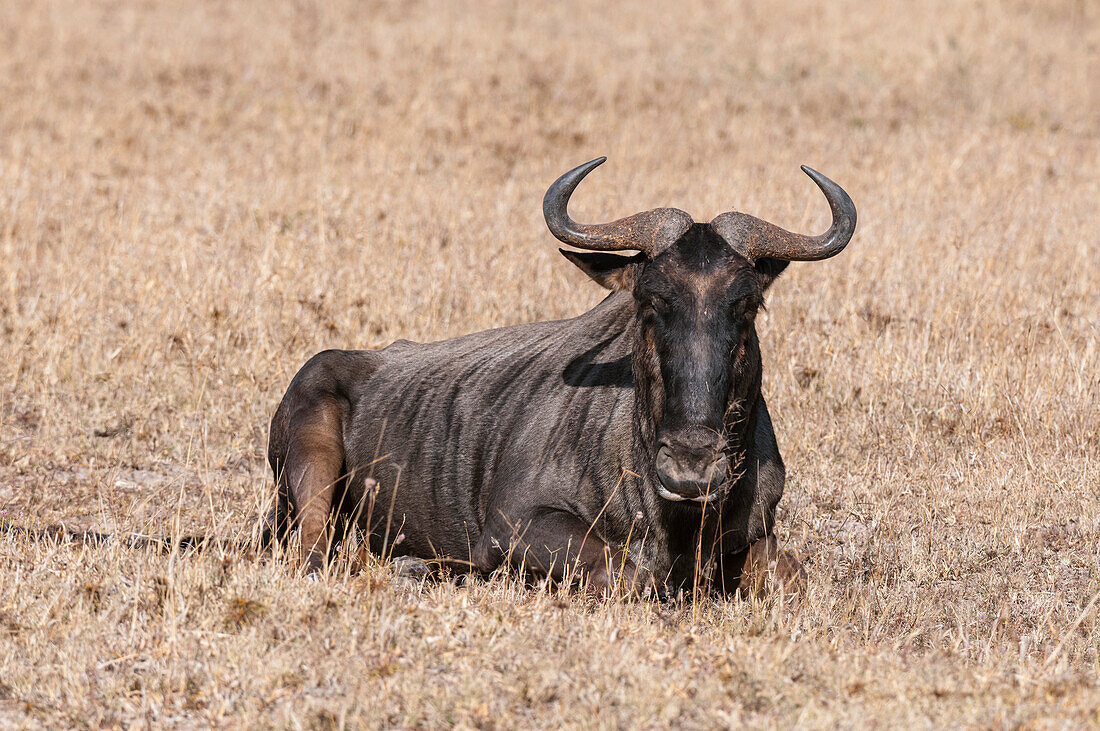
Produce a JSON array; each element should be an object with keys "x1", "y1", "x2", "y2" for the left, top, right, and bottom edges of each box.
[
  {"x1": 543, "y1": 157, "x2": 693, "y2": 257},
  {"x1": 710, "y1": 166, "x2": 857, "y2": 262}
]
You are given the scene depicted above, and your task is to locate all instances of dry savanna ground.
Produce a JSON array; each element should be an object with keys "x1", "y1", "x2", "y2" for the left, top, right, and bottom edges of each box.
[{"x1": 1, "y1": 0, "x2": 1098, "y2": 727}]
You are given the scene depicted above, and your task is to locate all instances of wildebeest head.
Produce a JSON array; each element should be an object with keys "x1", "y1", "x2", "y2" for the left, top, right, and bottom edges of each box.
[{"x1": 544, "y1": 158, "x2": 856, "y2": 504}]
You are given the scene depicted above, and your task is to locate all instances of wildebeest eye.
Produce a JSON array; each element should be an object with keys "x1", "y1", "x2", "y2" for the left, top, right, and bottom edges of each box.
[
  {"x1": 730, "y1": 295, "x2": 761, "y2": 321},
  {"x1": 647, "y1": 294, "x2": 671, "y2": 316}
]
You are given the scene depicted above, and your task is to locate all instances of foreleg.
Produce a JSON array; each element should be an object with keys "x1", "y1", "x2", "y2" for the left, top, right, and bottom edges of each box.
[
  {"x1": 718, "y1": 535, "x2": 805, "y2": 598},
  {"x1": 477, "y1": 510, "x2": 653, "y2": 596}
]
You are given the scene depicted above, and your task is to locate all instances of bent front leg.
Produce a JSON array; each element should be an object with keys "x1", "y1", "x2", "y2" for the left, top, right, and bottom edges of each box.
[
  {"x1": 718, "y1": 535, "x2": 805, "y2": 598},
  {"x1": 476, "y1": 509, "x2": 651, "y2": 595}
]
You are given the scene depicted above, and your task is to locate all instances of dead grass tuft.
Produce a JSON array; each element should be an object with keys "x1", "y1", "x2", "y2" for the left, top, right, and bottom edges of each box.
[{"x1": 224, "y1": 596, "x2": 269, "y2": 629}]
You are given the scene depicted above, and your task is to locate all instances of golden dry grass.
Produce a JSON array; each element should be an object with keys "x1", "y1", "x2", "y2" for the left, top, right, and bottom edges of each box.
[{"x1": 1, "y1": 0, "x2": 1098, "y2": 726}]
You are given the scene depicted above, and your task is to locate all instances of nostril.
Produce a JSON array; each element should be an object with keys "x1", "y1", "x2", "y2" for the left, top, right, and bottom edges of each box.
[{"x1": 654, "y1": 446, "x2": 675, "y2": 479}]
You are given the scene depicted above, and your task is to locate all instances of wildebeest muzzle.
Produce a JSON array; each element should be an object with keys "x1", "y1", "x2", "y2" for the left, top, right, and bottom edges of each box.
[{"x1": 654, "y1": 427, "x2": 729, "y2": 503}]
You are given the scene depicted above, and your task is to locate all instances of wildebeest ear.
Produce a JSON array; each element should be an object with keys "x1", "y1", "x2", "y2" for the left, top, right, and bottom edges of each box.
[
  {"x1": 755, "y1": 258, "x2": 790, "y2": 292},
  {"x1": 559, "y1": 249, "x2": 646, "y2": 291}
]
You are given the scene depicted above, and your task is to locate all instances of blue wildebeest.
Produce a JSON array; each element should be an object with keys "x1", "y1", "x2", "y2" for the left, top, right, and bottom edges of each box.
[{"x1": 266, "y1": 158, "x2": 856, "y2": 595}]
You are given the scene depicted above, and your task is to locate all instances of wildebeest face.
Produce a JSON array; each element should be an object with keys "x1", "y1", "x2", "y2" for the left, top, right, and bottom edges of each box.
[
  {"x1": 544, "y1": 157, "x2": 856, "y2": 504},
  {"x1": 637, "y1": 225, "x2": 766, "y2": 502},
  {"x1": 562, "y1": 225, "x2": 775, "y2": 503}
]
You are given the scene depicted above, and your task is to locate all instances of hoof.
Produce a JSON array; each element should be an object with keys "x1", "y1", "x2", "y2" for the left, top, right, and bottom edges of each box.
[
  {"x1": 739, "y1": 536, "x2": 806, "y2": 599},
  {"x1": 303, "y1": 550, "x2": 327, "y2": 577},
  {"x1": 587, "y1": 559, "x2": 659, "y2": 600},
  {"x1": 392, "y1": 556, "x2": 431, "y2": 583}
]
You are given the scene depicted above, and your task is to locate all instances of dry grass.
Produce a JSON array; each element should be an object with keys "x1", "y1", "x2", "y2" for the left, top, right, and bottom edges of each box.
[{"x1": 1, "y1": 0, "x2": 1097, "y2": 726}]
